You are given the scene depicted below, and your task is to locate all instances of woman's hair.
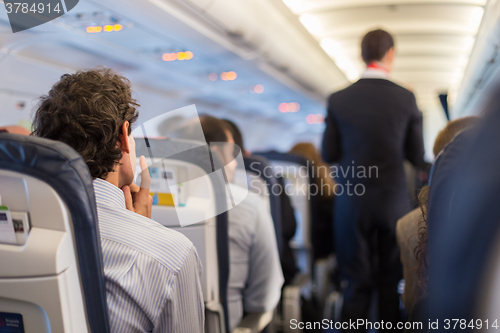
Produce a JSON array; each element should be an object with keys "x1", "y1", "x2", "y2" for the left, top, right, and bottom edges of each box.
[
  {"x1": 289, "y1": 142, "x2": 335, "y2": 197},
  {"x1": 414, "y1": 185, "x2": 429, "y2": 291},
  {"x1": 32, "y1": 68, "x2": 139, "y2": 179}
]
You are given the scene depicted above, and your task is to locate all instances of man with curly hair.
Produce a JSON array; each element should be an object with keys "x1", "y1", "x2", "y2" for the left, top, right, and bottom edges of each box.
[{"x1": 32, "y1": 68, "x2": 205, "y2": 333}]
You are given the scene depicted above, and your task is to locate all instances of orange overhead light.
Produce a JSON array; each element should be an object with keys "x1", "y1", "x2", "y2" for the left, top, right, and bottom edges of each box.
[
  {"x1": 307, "y1": 114, "x2": 316, "y2": 124},
  {"x1": 279, "y1": 103, "x2": 288, "y2": 113},
  {"x1": 162, "y1": 53, "x2": 177, "y2": 62},
  {"x1": 279, "y1": 102, "x2": 300, "y2": 113},
  {"x1": 307, "y1": 114, "x2": 325, "y2": 124},
  {"x1": 86, "y1": 24, "x2": 124, "y2": 33},
  {"x1": 86, "y1": 26, "x2": 103, "y2": 33},
  {"x1": 209, "y1": 73, "x2": 218, "y2": 81},
  {"x1": 220, "y1": 71, "x2": 237, "y2": 81},
  {"x1": 162, "y1": 52, "x2": 194, "y2": 62},
  {"x1": 254, "y1": 84, "x2": 264, "y2": 94}
]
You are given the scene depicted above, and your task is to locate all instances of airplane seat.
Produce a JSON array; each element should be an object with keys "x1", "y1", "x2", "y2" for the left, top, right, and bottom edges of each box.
[
  {"x1": 243, "y1": 155, "x2": 283, "y2": 257},
  {"x1": 0, "y1": 133, "x2": 109, "y2": 333},
  {"x1": 255, "y1": 151, "x2": 337, "y2": 330},
  {"x1": 135, "y1": 137, "x2": 230, "y2": 333}
]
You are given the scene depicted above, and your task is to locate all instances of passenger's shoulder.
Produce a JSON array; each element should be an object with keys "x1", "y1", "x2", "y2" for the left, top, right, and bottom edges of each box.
[
  {"x1": 98, "y1": 205, "x2": 194, "y2": 273},
  {"x1": 228, "y1": 185, "x2": 264, "y2": 226},
  {"x1": 397, "y1": 208, "x2": 422, "y2": 238}
]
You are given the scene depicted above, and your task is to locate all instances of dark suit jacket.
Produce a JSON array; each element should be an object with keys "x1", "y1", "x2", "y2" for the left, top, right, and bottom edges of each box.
[{"x1": 322, "y1": 78, "x2": 424, "y2": 190}]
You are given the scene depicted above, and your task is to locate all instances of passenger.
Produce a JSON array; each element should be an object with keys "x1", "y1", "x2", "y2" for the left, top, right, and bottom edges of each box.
[
  {"x1": 321, "y1": 28, "x2": 425, "y2": 328},
  {"x1": 32, "y1": 68, "x2": 205, "y2": 333},
  {"x1": 426, "y1": 87, "x2": 500, "y2": 325},
  {"x1": 223, "y1": 118, "x2": 298, "y2": 285},
  {"x1": 396, "y1": 116, "x2": 479, "y2": 316},
  {"x1": 289, "y1": 142, "x2": 335, "y2": 260},
  {"x1": 199, "y1": 115, "x2": 284, "y2": 331},
  {"x1": 222, "y1": 119, "x2": 249, "y2": 156}
]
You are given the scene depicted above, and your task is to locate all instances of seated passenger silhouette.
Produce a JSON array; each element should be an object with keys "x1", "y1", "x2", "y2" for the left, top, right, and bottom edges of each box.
[
  {"x1": 32, "y1": 68, "x2": 205, "y2": 333},
  {"x1": 222, "y1": 118, "x2": 299, "y2": 286},
  {"x1": 396, "y1": 116, "x2": 479, "y2": 316},
  {"x1": 199, "y1": 115, "x2": 284, "y2": 331}
]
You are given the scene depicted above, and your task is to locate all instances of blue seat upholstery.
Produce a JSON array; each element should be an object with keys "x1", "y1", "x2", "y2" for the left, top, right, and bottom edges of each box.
[{"x1": 243, "y1": 155, "x2": 284, "y2": 257}]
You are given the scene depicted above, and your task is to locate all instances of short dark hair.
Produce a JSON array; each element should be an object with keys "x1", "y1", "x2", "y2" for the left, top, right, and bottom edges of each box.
[
  {"x1": 361, "y1": 29, "x2": 394, "y2": 64},
  {"x1": 222, "y1": 119, "x2": 245, "y2": 152},
  {"x1": 199, "y1": 115, "x2": 229, "y2": 143},
  {"x1": 32, "y1": 68, "x2": 139, "y2": 179}
]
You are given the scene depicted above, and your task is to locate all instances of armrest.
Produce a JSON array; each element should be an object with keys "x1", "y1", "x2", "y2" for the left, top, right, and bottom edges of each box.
[
  {"x1": 206, "y1": 301, "x2": 227, "y2": 333},
  {"x1": 282, "y1": 273, "x2": 311, "y2": 333},
  {"x1": 232, "y1": 310, "x2": 274, "y2": 333}
]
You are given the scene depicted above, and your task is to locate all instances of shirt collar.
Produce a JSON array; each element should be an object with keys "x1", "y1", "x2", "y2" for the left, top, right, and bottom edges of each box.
[
  {"x1": 361, "y1": 62, "x2": 391, "y2": 80},
  {"x1": 93, "y1": 178, "x2": 127, "y2": 209}
]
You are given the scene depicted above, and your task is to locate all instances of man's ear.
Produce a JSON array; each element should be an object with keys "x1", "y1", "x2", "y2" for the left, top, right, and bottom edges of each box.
[
  {"x1": 387, "y1": 47, "x2": 395, "y2": 61},
  {"x1": 120, "y1": 121, "x2": 131, "y2": 154},
  {"x1": 210, "y1": 144, "x2": 225, "y2": 164}
]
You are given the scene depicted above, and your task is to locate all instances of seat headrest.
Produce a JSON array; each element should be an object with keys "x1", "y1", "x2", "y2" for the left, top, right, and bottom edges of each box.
[{"x1": 0, "y1": 133, "x2": 110, "y2": 333}]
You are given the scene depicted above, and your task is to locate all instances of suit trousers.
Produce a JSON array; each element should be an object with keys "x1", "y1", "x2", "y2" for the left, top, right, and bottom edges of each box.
[{"x1": 334, "y1": 185, "x2": 410, "y2": 332}]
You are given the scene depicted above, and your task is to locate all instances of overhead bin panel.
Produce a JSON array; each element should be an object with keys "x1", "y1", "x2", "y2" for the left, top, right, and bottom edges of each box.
[
  {"x1": 454, "y1": 0, "x2": 500, "y2": 116},
  {"x1": 283, "y1": 0, "x2": 487, "y2": 14},
  {"x1": 145, "y1": 0, "x2": 350, "y2": 99}
]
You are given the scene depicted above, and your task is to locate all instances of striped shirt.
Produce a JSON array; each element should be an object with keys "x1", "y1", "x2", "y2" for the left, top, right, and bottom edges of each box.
[{"x1": 93, "y1": 178, "x2": 205, "y2": 333}]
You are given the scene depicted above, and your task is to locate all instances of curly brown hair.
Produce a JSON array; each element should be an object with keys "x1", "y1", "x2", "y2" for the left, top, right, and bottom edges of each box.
[
  {"x1": 32, "y1": 68, "x2": 139, "y2": 179},
  {"x1": 414, "y1": 185, "x2": 429, "y2": 291}
]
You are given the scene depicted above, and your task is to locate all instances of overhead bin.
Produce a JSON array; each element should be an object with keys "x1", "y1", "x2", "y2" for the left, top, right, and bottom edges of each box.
[
  {"x1": 454, "y1": 0, "x2": 500, "y2": 116},
  {"x1": 143, "y1": 0, "x2": 349, "y2": 100}
]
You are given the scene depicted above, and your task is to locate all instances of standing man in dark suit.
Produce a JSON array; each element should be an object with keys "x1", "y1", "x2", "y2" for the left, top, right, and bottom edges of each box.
[{"x1": 321, "y1": 29, "x2": 424, "y2": 330}]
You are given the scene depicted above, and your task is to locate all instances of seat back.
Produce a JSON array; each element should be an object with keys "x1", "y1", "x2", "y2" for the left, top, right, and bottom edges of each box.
[
  {"x1": 136, "y1": 137, "x2": 239, "y2": 333},
  {"x1": 255, "y1": 152, "x2": 313, "y2": 274},
  {"x1": 243, "y1": 155, "x2": 283, "y2": 257},
  {"x1": 0, "y1": 133, "x2": 109, "y2": 333}
]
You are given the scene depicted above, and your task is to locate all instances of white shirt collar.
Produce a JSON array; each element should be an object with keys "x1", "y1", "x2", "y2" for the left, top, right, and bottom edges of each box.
[
  {"x1": 361, "y1": 62, "x2": 391, "y2": 80},
  {"x1": 93, "y1": 178, "x2": 127, "y2": 209}
]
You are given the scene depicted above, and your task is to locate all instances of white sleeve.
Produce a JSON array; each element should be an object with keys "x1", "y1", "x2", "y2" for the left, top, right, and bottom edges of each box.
[{"x1": 242, "y1": 197, "x2": 284, "y2": 312}]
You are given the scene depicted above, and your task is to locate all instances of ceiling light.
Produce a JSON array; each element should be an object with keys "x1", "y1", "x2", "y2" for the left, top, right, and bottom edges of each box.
[
  {"x1": 279, "y1": 103, "x2": 288, "y2": 113},
  {"x1": 279, "y1": 102, "x2": 300, "y2": 113},
  {"x1": 162, "y1": 53, "x2": 177, "y2": 61},
  {"x1": 254, "y1": 84, "x2": 264, "y2": 94},
  {"x1": 86, "y1": 26, "x2": 102, "y2": 33},
  {"x1": 221, "y1": 71, "x2": 237, "y2": 81},
  {"x1": 209, "y1": 73, "x2": 218, "y2": 81}
]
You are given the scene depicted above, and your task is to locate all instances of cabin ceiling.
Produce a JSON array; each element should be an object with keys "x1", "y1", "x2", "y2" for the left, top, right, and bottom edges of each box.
[{"x1": 282, "y1": 0, "x2": 487, "y2": 112}]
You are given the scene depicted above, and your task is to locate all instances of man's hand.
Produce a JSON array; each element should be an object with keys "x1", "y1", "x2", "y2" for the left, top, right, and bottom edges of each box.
[{"x1": 122, "y1": 156, "x2": 152, "y2": 218}]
